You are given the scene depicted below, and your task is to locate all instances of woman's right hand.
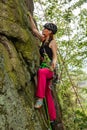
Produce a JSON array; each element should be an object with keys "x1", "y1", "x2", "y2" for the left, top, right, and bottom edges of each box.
[{"x1": 27, "y1": 11, "x2": 45, "y2": 41}]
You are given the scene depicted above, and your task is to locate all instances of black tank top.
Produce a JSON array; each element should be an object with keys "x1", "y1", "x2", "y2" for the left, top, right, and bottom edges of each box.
[{"x1": 39, "y1": 43, "x2": 53, "y2": 61}]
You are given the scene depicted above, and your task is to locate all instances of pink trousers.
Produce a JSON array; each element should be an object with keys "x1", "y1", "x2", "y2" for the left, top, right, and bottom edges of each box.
[{"x1": 36, "y1": 68, "x2": 56, "y2": 121}]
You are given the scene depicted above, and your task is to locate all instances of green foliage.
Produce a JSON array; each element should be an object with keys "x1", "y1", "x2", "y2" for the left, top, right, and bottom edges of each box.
[
  {"x1": 74, "y1": 110, "x2": 87, "y2": 129},
  {"x1": 34, "y1": 0, "x2": 87, "y2": 129},
  {"x1": 72, "y1": 0, "x2": 87, "y2": 9}
]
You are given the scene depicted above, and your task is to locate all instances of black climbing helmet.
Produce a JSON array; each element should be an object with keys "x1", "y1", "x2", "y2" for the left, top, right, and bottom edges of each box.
[{"x1": 43, "y1": 23, "x2": 57, "y2": 34}]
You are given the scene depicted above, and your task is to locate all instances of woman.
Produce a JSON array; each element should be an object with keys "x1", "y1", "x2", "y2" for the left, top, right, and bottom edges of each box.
[{"x1": 28, "y1": 12, "x2": 57, "y2": 122}]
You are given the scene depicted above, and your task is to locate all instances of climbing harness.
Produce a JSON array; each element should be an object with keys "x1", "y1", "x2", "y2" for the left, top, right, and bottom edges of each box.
[
  {"x1": 40, "y1": 46, "x2": 54, "y2": 71},
  {"x1": 49, "y1": 64, "x2": 59, "y2": 90}
]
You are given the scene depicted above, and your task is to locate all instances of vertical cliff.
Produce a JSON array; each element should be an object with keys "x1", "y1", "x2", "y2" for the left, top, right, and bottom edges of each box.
[{"x1": 0, "y1": 0, "x2": 49, "y2": 130}]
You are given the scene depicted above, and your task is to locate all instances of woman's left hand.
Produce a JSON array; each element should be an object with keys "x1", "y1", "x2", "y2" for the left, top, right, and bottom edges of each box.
[{"x1": 51, "y1": 60, "x2": 56, "y2": 70}]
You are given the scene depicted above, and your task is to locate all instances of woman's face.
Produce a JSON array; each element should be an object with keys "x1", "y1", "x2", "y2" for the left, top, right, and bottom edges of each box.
[{"x1": 42, "y1": 28, "x2": 52, "y2": 37}]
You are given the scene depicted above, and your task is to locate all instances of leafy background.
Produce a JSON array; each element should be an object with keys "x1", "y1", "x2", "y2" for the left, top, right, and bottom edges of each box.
[{"x1": 33, "y1": 0, "x2": 87, "y2": 129}]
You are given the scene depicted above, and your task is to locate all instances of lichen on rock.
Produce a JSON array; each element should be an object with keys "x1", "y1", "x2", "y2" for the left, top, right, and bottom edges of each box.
[{"x1": 0, "y1": 0, "x2": 49, "y2": 130}]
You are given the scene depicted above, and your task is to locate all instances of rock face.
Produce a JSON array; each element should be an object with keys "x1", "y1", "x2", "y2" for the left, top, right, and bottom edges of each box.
[{"x1": 0, "y1": 0, "x2": 48, "y2": 130}]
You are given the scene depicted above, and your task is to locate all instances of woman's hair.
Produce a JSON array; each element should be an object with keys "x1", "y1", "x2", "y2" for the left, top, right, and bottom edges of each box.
[{"x1": 49, "y1": 32, "x2": 53, "y2": 42}]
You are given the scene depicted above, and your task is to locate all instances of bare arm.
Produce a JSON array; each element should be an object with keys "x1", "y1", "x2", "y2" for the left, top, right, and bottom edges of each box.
[
  {"x1": 49, "y1": 40, "x2": 57, "y2": 69},
  {"x1": 27, "y1": 12, "x2": 44, "y2": 41}
]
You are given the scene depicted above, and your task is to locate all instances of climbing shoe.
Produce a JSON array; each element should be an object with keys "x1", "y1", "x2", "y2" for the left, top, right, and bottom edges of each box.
[
  {"x1": 50, "y1": 120, "x2": 56, "y2": 130},
  {"x1": 34, "y1": 99, "x2": 43, "y2": 108}
]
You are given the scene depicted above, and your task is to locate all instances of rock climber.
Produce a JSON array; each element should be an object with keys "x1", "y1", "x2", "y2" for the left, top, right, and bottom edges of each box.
[{"x1": 28, "y1": 12, "x2": 58, "y2": 127}]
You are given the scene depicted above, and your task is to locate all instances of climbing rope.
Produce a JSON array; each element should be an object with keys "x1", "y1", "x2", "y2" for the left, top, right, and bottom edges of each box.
[{"x1": 58, "y1": 48, "x2": 85, "y2": 114}]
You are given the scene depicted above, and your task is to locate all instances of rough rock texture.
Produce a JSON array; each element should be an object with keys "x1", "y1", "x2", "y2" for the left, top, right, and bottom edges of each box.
[{"x1": 0, "y1": 0, "x2": 49, "y2": 130}]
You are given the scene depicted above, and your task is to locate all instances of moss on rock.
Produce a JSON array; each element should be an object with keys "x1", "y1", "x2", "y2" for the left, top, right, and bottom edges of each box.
[{"x1": 0, "y1": 0, "x2": 49, "y2": 130}]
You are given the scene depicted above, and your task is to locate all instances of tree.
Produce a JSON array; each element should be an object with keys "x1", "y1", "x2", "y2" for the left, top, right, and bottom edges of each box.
[{"x1": 34, "y1": 0, "x2": 87, "y2": 129}]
